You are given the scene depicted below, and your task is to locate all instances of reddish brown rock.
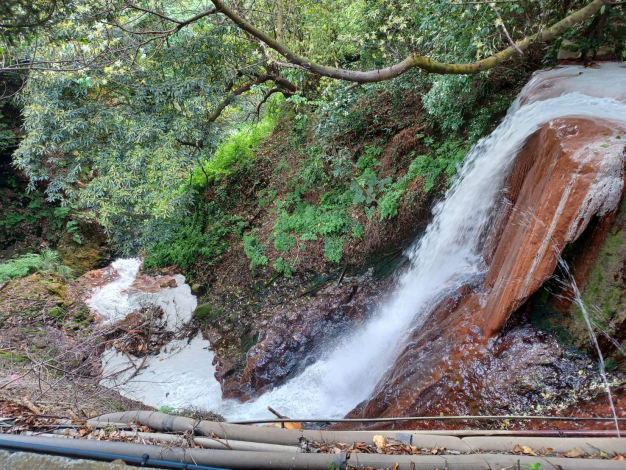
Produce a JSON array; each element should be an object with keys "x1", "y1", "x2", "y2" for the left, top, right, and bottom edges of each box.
[{"x1": 481, "y1": 118, "x2": 626, "y2": 336}]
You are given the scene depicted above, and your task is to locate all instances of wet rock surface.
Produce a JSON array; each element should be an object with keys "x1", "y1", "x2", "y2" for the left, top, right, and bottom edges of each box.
[
  {"x1": 345, "y1": 315, "x2": 625, "y2": 430},
  {"x1": 217, "y1": 270, "x2": 390, "y2": 400},
  {"x1": 481, "y1": 117, "x2": 626, "y2": 335}
]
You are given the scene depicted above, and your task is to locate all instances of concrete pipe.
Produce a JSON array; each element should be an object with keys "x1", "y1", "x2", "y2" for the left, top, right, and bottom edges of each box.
[{"x1": 90, "y1": 411, "x2": 470, "y2": 451}]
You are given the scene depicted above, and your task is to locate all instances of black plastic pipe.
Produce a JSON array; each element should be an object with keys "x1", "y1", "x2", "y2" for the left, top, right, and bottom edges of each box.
[{"x1": 0, "y1": 438, "x2": 230, "y2": 470}]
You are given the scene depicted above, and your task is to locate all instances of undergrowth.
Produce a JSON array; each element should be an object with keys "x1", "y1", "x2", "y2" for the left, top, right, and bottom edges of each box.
[
  {"x1": 144, "y1": 68, "x2": 524, "y2": 277},
  {"x1": 0, "y1": 249, "x2": 73, "y2": 282},
  {"x1": 144, "y1": 204, "x2": 244, "y2": 272},
  {"x1": 191, "y1": 98, "x2": 280, "y2": 190}
]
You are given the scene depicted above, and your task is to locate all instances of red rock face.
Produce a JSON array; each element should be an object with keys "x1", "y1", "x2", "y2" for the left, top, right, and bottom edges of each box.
[
  {"x1": 347, "y1": 117, "x2": 626, "y2": 422},
  {"x1": 78, "y1": 264, "x2": 120, "y2": 300},
  {"x1": 482, "y1": 118, "x2": 626, "y2": 336},
  {"x1": 126, "y1": 274, "x2": 178, "y2": 294}
]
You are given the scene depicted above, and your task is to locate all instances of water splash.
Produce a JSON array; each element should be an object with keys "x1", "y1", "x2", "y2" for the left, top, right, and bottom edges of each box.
[{"x1": 556, "y1": 258, "x2": 621, "y2": 438}]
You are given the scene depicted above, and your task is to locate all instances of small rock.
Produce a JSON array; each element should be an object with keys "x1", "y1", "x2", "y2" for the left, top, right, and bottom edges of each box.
[
  {"x1": 191, "y1": 283, "x2": 206, "y2": 295},
  {"x1": 194, "y1": 302, "x2": 222, "y2": 323},
  {"x1": 159, "y1": 278, "x2": 177, "y2": 288}
]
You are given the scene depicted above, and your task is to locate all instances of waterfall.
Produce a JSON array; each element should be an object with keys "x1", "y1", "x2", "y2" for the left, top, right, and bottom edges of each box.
[{"x1": 92, "y1": 65, "x2": 626, "y2": 420}]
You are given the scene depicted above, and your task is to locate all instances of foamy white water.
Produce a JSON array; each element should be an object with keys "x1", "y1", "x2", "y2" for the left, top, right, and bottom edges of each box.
[
  {"x1": 88, "y1": 258, "x2": 197, "y2": 330},
  {"x1": 95, "y1": 65, "x2": 626, "y2": 420},
  {"x1": 87, "y1": 259, "x2": 143, "y2": 324}
]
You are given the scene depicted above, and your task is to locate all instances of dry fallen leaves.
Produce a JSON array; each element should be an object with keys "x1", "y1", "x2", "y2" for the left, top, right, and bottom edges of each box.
[
  {"x1": 513, "y1": 444, "x2": 536, "y2": 456},
  {"x1": 284, "y1": 422, "x2": 302, "y2": 430},
  {"x1": 564, "y1": 447, "x2": 586, "y2": 458},
  {"x1": 373, "y1": 435, "x2": 386, "y2": 450}
]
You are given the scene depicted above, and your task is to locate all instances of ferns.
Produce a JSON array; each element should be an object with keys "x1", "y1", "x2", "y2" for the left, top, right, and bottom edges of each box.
[
  {"x1": 144, "y1": 211, "x2": 238, "y2": 272},
  {"x1": 0, "y1": 250, "x2": 73, "y2": 282},
  {"x1": 39, "y1": 250, "x2": 74, "y2": 278},
  {"x1": 243, "y1": 235, "x2": 268, "y2": 269},
  {"x1": 0, "y1": 254, "x2": 41, "y2": 281}
]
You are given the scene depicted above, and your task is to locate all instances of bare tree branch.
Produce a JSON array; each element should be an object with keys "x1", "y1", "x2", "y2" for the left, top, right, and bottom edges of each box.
[
  {"x1": 118, "y1": 3, "x2": 218, "y2": 36},
  {"x1": 255, "y1": 86, "x2": 292, "y2": 116},
  {"x1": 491, "y1": 5, "x2": 523, "y2": 55}
]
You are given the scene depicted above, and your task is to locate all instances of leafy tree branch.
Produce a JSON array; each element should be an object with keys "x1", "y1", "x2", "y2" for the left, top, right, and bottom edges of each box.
[{"x1": 205, "y1": 0, "x2": 609, "y2": 81}]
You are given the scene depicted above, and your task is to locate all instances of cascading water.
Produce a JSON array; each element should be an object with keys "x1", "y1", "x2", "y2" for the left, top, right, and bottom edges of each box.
[
  {"x1": 91, "y1": 64, "x2": 626, "y2": 420},
  {"x1": 556, "y1": 258, "x2": 621, "y2": 437}
]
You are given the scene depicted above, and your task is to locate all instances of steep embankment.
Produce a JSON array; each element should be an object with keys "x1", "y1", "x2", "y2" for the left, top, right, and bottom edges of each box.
[
  {"x1": 345, "y1": 64, "x2": 626, "y2": 427},
  {"x1": 192, "y1": 78, "x2": 527, "y2": 397}
]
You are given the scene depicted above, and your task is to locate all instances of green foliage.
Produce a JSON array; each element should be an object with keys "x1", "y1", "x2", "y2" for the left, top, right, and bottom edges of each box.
[
  {"x1": 356, "y1": 145, "x2": 382, "y2": 171},
  {"x1": 144, "y1": 209, "x2": 239, "y2": 272},
  {"x1": 605, "y1": 358, "x2": 618, "y2": 372},
  {"x1": 379, "y1": 139, "x2": 468, "y2": 219},
  {"x1": 273, "y1": 256, "x2": 295, "y2": 277},
  {"x1": 324, "y1": 237, "x2": 345, "y2": 264},
  {"x1": 0, "y1": 189, "x2": 69, "y2": 240},
  {"x1": 271, "y1": 191, "x2": 353, "y2": 261},
  {"x1": 423, "y1": 75, "x2": 476, "y2": 134},
  {"x1": 243, "y1": 235, "x2": 268, "y2": 269},
  {"x1": 0, "y1": 254, "x2": 42, "y2": 281},
  {"x1": 192, "y1": 101, "x2": 280, "y2": 190},
  {"x1": 0, "y1": 249, "x2": 73, "y2": 282}
]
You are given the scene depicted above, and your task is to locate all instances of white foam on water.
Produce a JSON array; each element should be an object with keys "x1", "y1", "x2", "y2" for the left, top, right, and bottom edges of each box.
[
  {"x1": 95, "y1": 65, "x2": 626, "y2": 420},
  {"x1": 87, "y1": 258, "x2": 143, "y2": 324},
  {"x1": 102, "y1": 335, "x2": 223, "y2": 409},
  {"x1": 87, "y1": 258, "x2": 197, "y2": 330}
]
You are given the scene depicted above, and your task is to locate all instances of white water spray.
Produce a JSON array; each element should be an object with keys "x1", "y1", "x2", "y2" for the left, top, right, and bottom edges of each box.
[
  {"x1": 557, "y1": 258, "x2": 621, "y2": 438},
  {"x1": 92, "y1": 65, "x2": 626, "y2": 420}
]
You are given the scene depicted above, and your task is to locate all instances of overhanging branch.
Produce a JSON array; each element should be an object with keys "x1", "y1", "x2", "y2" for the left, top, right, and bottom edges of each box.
[{"x1": 209, "y1": 0, "x2": 608, "y2": 82}]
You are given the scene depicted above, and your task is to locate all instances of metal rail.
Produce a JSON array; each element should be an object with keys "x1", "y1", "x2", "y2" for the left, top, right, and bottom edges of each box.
[{"x1": 228, "y1": 414, "x2": 626, "y2": 425}]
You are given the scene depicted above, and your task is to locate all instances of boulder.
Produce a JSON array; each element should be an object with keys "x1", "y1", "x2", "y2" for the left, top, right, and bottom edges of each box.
[
  {"x1": 56, "y1": 223, "x2": 109, "y2": 276},
  {"x1": 194, "y1": 302, "x2": 222, "y2": 323},
  {"x1": 557, "y1": 40, "x2": 581, "y2": 60},
  {"x1": 44, "y1": 281, "x2": 67, "y2": 300},
  {"x1": 346, "y1": 115, "x2": 626, "y2": 421}
]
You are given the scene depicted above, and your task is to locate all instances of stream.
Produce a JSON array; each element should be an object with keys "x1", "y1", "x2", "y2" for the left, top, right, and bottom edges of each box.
[{"x1": 88, "y1": 64, "x2": 626, "y2": 421}]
